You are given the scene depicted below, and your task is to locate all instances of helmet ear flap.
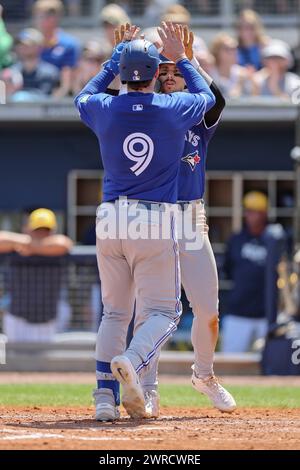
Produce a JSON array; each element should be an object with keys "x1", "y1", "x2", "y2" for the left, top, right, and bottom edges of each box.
[{"x1": 154, "y1": 79, "x2": 161, "y2": 93}]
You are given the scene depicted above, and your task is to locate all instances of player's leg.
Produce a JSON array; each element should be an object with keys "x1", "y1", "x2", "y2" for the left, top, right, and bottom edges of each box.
[
  {"x1": 135, "y1": 302, "x2": 160, "y2": 417},
  {"x1": 111, "y1": 209, "x2": 181, "y2": 418},
  {"x1": 180, "y1": 234, "x2": 219, "y2": 378},
  {"x1": 94, "y1": 235, "x2": 135, "y2": 421},
  {"x1": 180, "y1": 202, "x2": 236, "y2": 412}
]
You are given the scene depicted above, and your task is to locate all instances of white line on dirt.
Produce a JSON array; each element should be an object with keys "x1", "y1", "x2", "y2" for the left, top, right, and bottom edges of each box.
[{"x1": 1, "y1": 433, "x2": 163, "y2": 442}]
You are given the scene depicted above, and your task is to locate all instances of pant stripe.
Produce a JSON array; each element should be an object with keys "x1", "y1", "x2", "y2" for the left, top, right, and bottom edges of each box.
[
  {"x1": 136, "y1": 218, "x2": 181, "y2": 374},
  {"x1": 136, "y1": 323, "x2": 177, "y2": 373}
]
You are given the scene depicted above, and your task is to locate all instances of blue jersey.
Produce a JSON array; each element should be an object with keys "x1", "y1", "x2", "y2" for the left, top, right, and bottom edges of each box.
[
  {"x1": 41, "y1": 30, "x2": 80, "y2": 70},
  {"x1": 178, "y1": 118, "x2": 219, "y2": 201},
  {"x1": 75, "y1": 60, "x2": 216, "y2": 203}
]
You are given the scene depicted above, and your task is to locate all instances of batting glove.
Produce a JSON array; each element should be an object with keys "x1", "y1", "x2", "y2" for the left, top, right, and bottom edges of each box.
[{"x1": 103, "y1": 41, "x2": 127, "y2": 76}]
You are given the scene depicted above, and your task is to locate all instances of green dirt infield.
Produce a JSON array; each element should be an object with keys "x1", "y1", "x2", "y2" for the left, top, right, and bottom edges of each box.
[{"x1": 0, "y1": 383, "x2": 300, "y2": 408}]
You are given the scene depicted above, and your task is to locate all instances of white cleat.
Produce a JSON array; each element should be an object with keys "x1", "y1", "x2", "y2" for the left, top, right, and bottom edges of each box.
[
  {"x1": 111, "y1": 355, "x2": 146, "y2": 419},
  {"x1": 95, "y1": 403, "x2": 120, "y2": 422},
  {"x1": 93, "y1": 388, "x2": 120, "y2": 422},
  {"x1": 144, "y1": 390, "x2": 160, "y2": 419},
  {"x1": 191, "y1": 370, "x2": 237, "y2": 413}
]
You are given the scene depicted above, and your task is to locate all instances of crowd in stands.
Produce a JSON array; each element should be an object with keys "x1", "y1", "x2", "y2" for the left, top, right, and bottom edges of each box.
[{"x1": 0, "y1": 1, "x2": 299, "y2": 101}]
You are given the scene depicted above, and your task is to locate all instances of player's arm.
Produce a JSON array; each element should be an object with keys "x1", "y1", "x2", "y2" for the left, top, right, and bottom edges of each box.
[
  {"x1": 182, "y1": 25, "x2": 225, "y2": 127},
  {"x1": 176, "y1": 59, "x2": 216, "y2": 112},
  {"x1": 29, "y1": 235, "x2": 73, "y2": 257},
  {"x1": 75, "y1": 25, "x2": 139, "y2": 128},
  {"x1": 0, "y1": 231, "x2": 31, "y2": 253},
  {"x1": 189, "y1": 56, "x2": 226, "y2": 127}
]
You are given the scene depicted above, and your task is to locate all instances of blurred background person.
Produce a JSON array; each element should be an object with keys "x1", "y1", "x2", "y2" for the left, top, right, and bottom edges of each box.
[
  {"x1": 160, "y1": 3, "x2": 191, "y2": 25},
  {"x1": 210, "y1": 33, "x2": 257, "y2": 98},
  {"x1": 5, "y1": 28, "x2": 60, "y2": 101},
  {"x1": 143, "y1": 0, "x2": 176, "y2": 27},
  {"x1": 222, "y1": 192, "x2": 286, "y2": 352},
  {"x1": 0, "y1": 66, "x2": 23, "y2": 100},
  {"x1": 33, "y1": 0, "x2": 81, "y2": 97},
  {"x1": 254, "y1": 40, "x2": 300, "y2": 99},
  {"x1": 0, "y1": 3, "x2": 13, "y2": 70},
  {"x1": 72, "y1": 39, "x2": 111, "y2": 96},
  {"x1": 160, "y1": 3, "x2": 211, "y2": 71},
  {"x1": 0, "y1": 208, "x2": 73, "y2": 342},
  {"x1": 236, "y1": 9, "x2": 269, "y2": 72},
  {"x1": 99, "y1": 3, "x2": 130, "y2": 48}
]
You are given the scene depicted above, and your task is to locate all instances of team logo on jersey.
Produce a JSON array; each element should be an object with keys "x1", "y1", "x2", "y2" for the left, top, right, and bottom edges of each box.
[
  {"x1": 182, "y1": 151, "x2": 201, "y2": 171},
  {"x1": 133, "y1": 70, "x2": 141, "y2": 81}
]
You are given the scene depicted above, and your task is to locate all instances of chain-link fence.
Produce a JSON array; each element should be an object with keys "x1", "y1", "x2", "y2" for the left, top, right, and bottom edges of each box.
[
  {"x1": 0, "y1": 252, "x2": 101, "y2": 341},
  {"x1": 0, "y1": 250, "x2": 198, "y2": 346}
]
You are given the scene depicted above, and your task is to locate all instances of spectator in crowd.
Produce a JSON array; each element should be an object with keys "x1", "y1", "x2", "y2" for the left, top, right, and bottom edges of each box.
[
  {"x1": 5, "y1": 28, "x2": 60, "y2": 100},
  {"x1": 236, "y1": 9, "x2": 269, "y2": 71},
  {"x1": 222, "y1": 192, "x2": 286, "y2": 352},
  {"x1": 33, "y1": 0, "x2": 81, "y2": 97},
  {"x1": 161, "y1": 4, "x2": 211, "y2": 70},
  {"x1": 254, "y1": 40, "x2": 300, "y2": 99},
  {"x1": 0, "y1": 66, "x2": 23, "y2": 100},
  {"x1": 0, "y1": 208, "x2": 73, "y2": 342},
  {"x1": 210, "y1": 33, "x2": 257, "y2": 98},
  {"x1": 160, "y1": 3, "x2": 191, "y2": 25},
  {"x1": 72, "y1": 40, "x2": 111, "y2": 95},
  {"x1": 0, "y1": 4, "x2": 13, "y2": 70},
  {"x1": 99, "y1": 3, "x2": 130, "y2": 48},
  {"x1": 142, "y1": 0, "x2": 175, "y2": 27}
]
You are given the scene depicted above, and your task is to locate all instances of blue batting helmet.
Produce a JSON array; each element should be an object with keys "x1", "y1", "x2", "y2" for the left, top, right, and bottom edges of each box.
[
  {"x1": 159, "y1": 54, "x2": 175, "y2": 65},
  {"x1": 120, "y1": 39, "x2": 160, "y2": 82}
]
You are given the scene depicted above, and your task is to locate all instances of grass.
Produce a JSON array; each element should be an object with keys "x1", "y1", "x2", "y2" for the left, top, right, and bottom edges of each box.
[{"x1": 0, "y1": 383, "x2": 299, "y2": 408}]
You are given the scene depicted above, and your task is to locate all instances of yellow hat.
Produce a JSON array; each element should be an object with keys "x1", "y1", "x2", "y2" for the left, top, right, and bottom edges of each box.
[
  {"x1": 28, "y1": 208, "x2": 57, "y2": 231},
  {"x1": 243, "y1": 191, "x2": 268, "y2": 212}
]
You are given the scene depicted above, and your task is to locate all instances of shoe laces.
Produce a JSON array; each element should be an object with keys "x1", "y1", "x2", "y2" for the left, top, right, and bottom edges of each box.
[{"x1": 203, "y1": 376, "x2": 229, "y2": 399}]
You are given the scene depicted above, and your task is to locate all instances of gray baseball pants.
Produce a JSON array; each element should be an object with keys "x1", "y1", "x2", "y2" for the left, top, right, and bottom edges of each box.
[
  {"x1": 95, "y1": 200, "x2": 182, "y2": 375},
  {"x1": 140, "y1": 200, "x2": 219, "y2": 391}
]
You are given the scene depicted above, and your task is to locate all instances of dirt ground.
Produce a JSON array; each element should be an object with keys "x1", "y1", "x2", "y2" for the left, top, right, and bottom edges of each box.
[
  {"x1": 1, "y1": 374, "x2": 300, "y2": 450},
  {"x1": 0, "y1": 406, "x2": 299, "y2": 450}
]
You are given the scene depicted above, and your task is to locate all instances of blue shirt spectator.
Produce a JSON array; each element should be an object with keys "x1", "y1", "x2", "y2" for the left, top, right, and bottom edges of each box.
[
  {"x1": 33, "y1": 0, "x2": 81, "y2": 97},
  {"x1": 41, "y1": 29, "x2": 80, "y2": 71},
  {"x1": 238, "y1": 44, "x2": 262, "y2": 70}
]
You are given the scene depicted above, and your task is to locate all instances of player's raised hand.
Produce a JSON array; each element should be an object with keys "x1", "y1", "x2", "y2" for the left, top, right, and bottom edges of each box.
[
  {"x1": 114, "y1": 23, "x2": 140, "y2": 46},
  {"x1": 157, "y1": 22, "x2": 186, "y2": 63},
  {"x1": 183, "y1": 25, "x2": 194, "y2": 61}
]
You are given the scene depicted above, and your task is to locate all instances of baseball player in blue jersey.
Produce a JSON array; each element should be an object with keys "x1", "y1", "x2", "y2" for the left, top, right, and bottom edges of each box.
[
  {"x1": 75, "y1": 23, "x2": 216, "y2": 421},
  {"x1": 135, "y1": 27, "x2": 237, "y2": 417}
]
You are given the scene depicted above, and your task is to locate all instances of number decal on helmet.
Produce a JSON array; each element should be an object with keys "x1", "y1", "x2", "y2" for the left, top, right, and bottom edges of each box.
[{"x1": 123, "y1": 133, "x2": 154, "y2": 176}]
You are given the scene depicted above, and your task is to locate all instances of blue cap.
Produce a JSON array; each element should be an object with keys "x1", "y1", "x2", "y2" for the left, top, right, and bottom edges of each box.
[{"x1": 120, "y1": 39, "x2": 160, "y2": 82}]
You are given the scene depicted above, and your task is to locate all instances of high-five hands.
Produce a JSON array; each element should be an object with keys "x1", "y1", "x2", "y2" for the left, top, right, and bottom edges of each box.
[
  {"x1": 157, "y1": 22, "x2": 187, "y2": 63},
  {"x1": 114, "y1": 24, "x2": 141, "y2": 46}
]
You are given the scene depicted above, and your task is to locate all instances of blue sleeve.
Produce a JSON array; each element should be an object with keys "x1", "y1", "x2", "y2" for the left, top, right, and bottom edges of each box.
[
  {"x1": 172, "y1": 90, "x2": 213, "y2": 131},
  {"x1": 74, "y1": 68, "x2": 115, "y2": 132},
  {"x1": 176, "y1": 59, "x2": 216, "y2": 113}
]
